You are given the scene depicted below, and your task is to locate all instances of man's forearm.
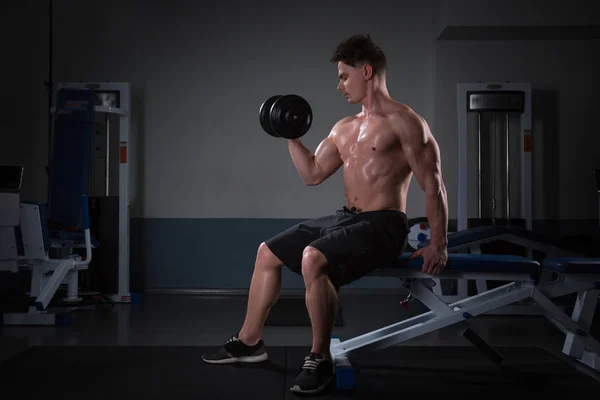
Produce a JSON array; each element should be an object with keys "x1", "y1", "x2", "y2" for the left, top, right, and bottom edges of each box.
[
  {"x1": 287, "y1": 139, "x2": 318, "y2": 185},
  {"x1": 426, "y1": 180, "x2": 448, "y2": 248}
]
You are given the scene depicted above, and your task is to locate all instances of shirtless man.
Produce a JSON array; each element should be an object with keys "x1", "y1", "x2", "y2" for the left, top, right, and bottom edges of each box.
[{"x1": 202, "y1": 34, "x2": 449, "y2": 395}]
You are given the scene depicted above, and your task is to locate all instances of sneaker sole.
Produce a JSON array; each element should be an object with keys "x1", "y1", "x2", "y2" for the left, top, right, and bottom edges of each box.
[
  {"x1": 289, "y1": 375, "x2": 333, "y2": 394},
  {"x1": 202, "y1": 353, "x2": 268, "y2": 364}
]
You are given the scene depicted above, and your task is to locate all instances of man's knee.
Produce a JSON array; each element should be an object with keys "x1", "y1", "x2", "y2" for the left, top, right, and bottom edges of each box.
[
  {"x1": 301, "y1": 246, "x2": 328, "y2": 280},
  {"x1": 256, "y1": 242, "x2": 284, "y2": 270}
]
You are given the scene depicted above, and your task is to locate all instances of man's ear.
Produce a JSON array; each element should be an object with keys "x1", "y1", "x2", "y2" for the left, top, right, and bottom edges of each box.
[{"x1": 363, "y1": 64, "x2": 373, "y2": 80}]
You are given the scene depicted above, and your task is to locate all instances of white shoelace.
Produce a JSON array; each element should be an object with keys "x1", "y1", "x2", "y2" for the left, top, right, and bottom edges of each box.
[
  {"x1": 226, "y1": 336, "x2": 239, "y2": 344},
  {"x1": 302, "y1": 356, "x2": 323, "y2": 370}
]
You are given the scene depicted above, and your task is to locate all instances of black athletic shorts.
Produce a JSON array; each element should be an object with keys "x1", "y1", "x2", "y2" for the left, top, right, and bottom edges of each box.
[{"x1": 265, "y1": 206, "x2": 410, "y2": 290}]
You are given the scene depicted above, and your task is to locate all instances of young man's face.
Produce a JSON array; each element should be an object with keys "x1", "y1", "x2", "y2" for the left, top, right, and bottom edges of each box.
[{"x1": 336, "y1": 62, "x2": 369, "y2": 104}]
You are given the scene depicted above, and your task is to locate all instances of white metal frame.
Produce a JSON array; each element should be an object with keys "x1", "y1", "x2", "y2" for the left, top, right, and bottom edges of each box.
[
  {"x1": 331, "y1": 260, "x2": 600, "y2": 390},
  {"x1": 52, "y1": 82, "x2": 132, "y2": 303},
  {"x1": 420, "y1": 227, "x2": 582, "y2": 313},
  {"x1": 456, "y1": 240, "x2": 581, "y2": 314},
  {"x1": 1, "y1": 201, "x2": 93, "y2": 326},
  {"x1": 456, "y1": 82, "x2": 532, "y2": 232},
  {"x1": 1, "y1": 83, "x2": 132, "y2": 325}
]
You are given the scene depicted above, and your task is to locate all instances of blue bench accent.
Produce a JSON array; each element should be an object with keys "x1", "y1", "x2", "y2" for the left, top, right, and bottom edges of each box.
[
  {"x1": 130, "y1": 293, "x2": 142, "y2": 304},
  {"x1": 542, "y1": 257, "x2": 600, "y2": 274},
  {"x1": 392, "y1": 253, "x2": 540, "y2": 274},
  {"x1": 56, "y1": 312, "x2": 72, "y2": 326},
  {"x1": 335, "y1": 364, "x2": 355, "y2": 390}
]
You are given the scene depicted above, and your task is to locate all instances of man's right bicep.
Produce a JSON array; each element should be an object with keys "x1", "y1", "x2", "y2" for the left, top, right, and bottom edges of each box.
[{"x1": 313, "y1": 135, "x2": 343, "y2": 184}]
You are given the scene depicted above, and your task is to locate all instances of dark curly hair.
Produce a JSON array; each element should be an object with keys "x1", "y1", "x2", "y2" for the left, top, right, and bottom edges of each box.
[{"x1": 330, "y1": 34, "x2": 387, "y2": 77}]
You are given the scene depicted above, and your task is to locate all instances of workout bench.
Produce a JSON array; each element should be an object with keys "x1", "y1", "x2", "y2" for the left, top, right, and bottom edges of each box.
[
  {"x1": 414, "y1": 223, "x2": 583, "y2": 309},
  {"x1": 330, "y1": 253, "x2": 600, "y2": 390}
]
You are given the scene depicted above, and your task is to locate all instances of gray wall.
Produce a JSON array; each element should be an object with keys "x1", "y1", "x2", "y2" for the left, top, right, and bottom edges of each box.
[
  {"x1": 2, "y1": 1, "x2": 599, "y2": 291},
  {"x1": 434, "y1": 0, "x2": 600, "y2": 222},
  {"x1": 48, "y1": 0, "x2": 437, "y2": 220},
  {"x1": 2, "y1": 2, "x2": 49, "y2": 204},
  {"x1": 436, "y1": 39, "x2": 600, "y2": 222}
]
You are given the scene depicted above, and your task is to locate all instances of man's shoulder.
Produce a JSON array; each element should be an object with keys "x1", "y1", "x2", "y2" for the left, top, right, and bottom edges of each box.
[
  {"x1": 384, "y1": 103, "x2": 431, "y2": 143},
  {"x1": 336, "y1": 115, "x2": 358, "y2": 125},
  {"x1": 386, "y1": 102, "x2": 420, "y2": 123},
  {"x1": 387, "y1": 104, "x2": 430, "y2": 137},
  {"x1": 330, "y1": 115, "x2": 357, "y2": 134}
]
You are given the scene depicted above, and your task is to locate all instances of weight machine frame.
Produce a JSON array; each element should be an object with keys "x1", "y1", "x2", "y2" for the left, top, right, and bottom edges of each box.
[
  {"x1": 456, "y1": 82, "x2": 532, "y2": 232},
  {"x1": 52, "y1": 82, "x2": 133, "y2": 304}
]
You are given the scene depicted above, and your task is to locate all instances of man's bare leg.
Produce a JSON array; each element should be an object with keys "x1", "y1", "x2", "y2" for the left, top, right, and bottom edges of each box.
[
  {"x1": 202, "y1": 242, "x2": 283, "y2": 364},
  {"x1": 237, "y1": 242, "x2": 284, "y2": 345},
  {"x1": 301, "y1": 246, "x2": 339, "y2": 358}
]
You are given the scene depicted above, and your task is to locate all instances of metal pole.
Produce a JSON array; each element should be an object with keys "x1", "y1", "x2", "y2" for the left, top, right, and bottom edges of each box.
[
  {"x1": 478, "y1": 112, "x2": 482, "y2": 219},
  {"x1": 105, "y1": 114, "x2": 110, "y2": 196},
  {"x1": 492, "y1": 113, "x2": 496, "y2": 225},
  {"x1": 595, "y1": 170, "x2": 600, "y2": 227},
  {"x1": 505, "y1": 113, "x2": 510, "y2": 223},
  {"x1": 47, "y1": 0, "x2": 53, "y2": 202}
]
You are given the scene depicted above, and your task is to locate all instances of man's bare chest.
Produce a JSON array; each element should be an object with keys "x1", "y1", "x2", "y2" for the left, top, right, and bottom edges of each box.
[{"x1": 337, "y1": 119, "x2": 399, "y2": 159}]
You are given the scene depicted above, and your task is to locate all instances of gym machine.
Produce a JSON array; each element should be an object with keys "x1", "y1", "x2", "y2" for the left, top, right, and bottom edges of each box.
[
  {"x1": 456, "y1": 82, "x2": 532, "y2": 232},
  {"x1": 0, "y1": 83, "x2": 135, "y2": 325},
  {"x1": 51, "y1": 82, "x2": 134, "y2": 304},
  {"x1": 410, "y1": 83, "x2": 533, "y2": 311}
]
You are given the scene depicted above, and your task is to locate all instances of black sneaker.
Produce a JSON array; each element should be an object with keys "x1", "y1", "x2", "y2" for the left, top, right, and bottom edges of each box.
[
  {"x1": 289, "y1": 352, "x2": 334, "y2": 394},
  {"x1": 202, "y1": 334, "x2": 268, "y2": 364}
]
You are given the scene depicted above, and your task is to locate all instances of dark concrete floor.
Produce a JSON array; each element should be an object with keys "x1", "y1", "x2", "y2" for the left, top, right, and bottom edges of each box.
[
  {"x1": 2, "y1": 291, "x2": 599, "y2": 399},
  {"x1": 2, "y1": 290, "x2": 600, "y2": 389},
  {"x1": 0, "y1": 292, "x2": 595, "y2": 366}
]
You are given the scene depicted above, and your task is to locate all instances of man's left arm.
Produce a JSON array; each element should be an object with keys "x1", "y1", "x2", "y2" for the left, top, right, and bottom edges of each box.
[{"x1": 397, "y1": 112, "x2": 449, "y2": 273}]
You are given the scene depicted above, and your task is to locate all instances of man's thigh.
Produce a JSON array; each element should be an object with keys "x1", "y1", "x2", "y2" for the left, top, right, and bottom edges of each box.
[
  {"x1": 309, "y1": 219, "x2": 408, "y2": 288},
  {"x1": 264, "y1": 213, "x2": 339, "y2": 273}
]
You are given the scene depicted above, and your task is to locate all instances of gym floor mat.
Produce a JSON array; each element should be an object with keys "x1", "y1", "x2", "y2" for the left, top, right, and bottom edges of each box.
[
  {"x1": 285, "y1": 345, "x2": 600, "y2": 398},
  {"x1": 0, "y1": 345, "x2": 598, "y2": 399}
]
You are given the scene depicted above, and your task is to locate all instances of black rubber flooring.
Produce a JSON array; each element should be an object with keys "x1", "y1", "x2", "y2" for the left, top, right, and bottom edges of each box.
[{"x1": 1, "y1": 345, "x2": 598, "y2": 399}]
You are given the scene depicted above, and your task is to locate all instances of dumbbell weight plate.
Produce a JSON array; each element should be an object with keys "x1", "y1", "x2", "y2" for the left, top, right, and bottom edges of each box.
[
  {"x1": 259, "y1": 95, "x2": 283, "y2": 137},
  {"x1": 269, "y1": 94, "x2": 313, "y2": 139}
]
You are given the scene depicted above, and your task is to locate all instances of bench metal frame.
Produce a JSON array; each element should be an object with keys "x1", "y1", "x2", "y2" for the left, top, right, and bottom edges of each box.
[{"x1": 330, "y1": 257, "x2": 600, "y2": 390}]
